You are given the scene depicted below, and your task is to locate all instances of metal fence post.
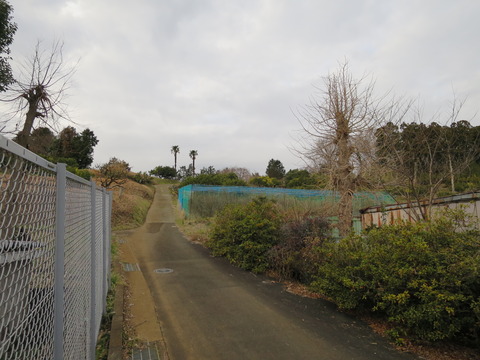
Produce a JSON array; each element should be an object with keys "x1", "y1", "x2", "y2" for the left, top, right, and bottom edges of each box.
[
  {"x1": 53, "y1": 163, "x2": 66, "y2": 360},
  {"x1": 102, "y1": 189, "x2": 109, "y2": 314},
  {"x1": 90, "y1": 180, "x2": 97, "y2": 360}
]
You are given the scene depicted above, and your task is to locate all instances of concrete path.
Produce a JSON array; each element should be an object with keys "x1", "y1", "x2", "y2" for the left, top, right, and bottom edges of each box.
[{"x1": 122, "y1": 185, "x2": 417, "y2": 360}]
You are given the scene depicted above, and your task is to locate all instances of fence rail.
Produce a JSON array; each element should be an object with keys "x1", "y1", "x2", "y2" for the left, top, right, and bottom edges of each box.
[{"x1": 0, "y1": 135, "x2": 112, "y2": 360}]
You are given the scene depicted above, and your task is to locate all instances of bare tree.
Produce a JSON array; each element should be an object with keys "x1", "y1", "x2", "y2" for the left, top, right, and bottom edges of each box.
[
  {"x1": 375, "y1": 98, "x2": 480, "y2": 220},
  {"x1": 1, "y1": 40, "x2": 76, "y2": 148},
  {"x1": 220, "y1": 167, "x2": 252, "y2": 182},
  {"x1": 295, "y1": 62, "x2": 384, "y2": 236}
]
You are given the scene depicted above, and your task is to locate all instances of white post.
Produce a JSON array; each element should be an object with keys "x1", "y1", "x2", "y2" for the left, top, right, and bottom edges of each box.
[
  {"x1": 53, "y1": 163, "x2": 66, "y2": 360},
  {"x1": 90, "y1": 181, "x2": 97, "y2": 360}
]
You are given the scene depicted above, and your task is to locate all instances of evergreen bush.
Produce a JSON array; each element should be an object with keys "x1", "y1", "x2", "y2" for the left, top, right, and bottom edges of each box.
[
  {"x1": 208, "y1": 197, "x2": 283, "y2": 273},
  {"x1": 311, "y1": 209, "x2": 480, "y2": 345}
]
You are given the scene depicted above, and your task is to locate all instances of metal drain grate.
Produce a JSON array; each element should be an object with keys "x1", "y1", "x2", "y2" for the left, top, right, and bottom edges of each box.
[
  {"x1": 154, "y1": 268, "x2": 173, "y2": 274},
  {"x1": 122, "y1": 263, "x2": 140, "y2": 272},
  {"x1": 132, "y1": 341, "x2": 161, "y2": 360}
]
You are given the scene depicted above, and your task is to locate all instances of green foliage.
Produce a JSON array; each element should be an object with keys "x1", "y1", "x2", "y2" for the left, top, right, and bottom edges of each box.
[
  {"x1": 311, "y1": 209, "x2": 480, "y2": 344},
  {"x1": 0, "y1": 0, "x2": 16, "y2": 92},
  {"x1": 180, "y1": 172, "x2": 247, "y2": 187},
  {"x1": 284, "y1": 169, "x2": 318, "y2": 189},
  {"x1": 249, "y1": 176, "x2": 281, "y2": 187},
  {"x1": 208, "y1": 197, "x2": 283, "y2": 273},
  {"x1": 129, "y1": 171, "x2": 153, "y2": 185},
  {"x1": 69, "y1": 167, "x2": 92, "y2": 180},
  {"x1": 200, "y1": 166, "x2": 217, "y2": 175},
  {"x1": 96, "y1": 241, "x2": 122, "y2": 360},
  {"x1": 97, "y1": 157, "x2": 131, "y2": 189},
  {"x1": 150, "y1": 165, "x2": 176, "y2": 179},
  {"x1": 375, "y1": 120, "x2": 480, "y2": 203},
  {"x1": 29, "y1": 127, "x2": 55, "y2": 155},
  {"x1": 266, "y1": 159, "x2": 286, "y2": 179},
  {"x1": 132, "y1": 198, "x2": 151, "y2": 227},
  {"x1": 31, "y1": 126, "x2": 99, "y2": 169},
  {"x1": 51, "y1": 126, "x2": 99, "y2": 168}
]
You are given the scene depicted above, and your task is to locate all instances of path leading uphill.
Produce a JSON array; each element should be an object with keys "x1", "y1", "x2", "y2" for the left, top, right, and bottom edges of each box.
[{"x1": 117, "y1": 185, "x2": 417, "y2": 360}]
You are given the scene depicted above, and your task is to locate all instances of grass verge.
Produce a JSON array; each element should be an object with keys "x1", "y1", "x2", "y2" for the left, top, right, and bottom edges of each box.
[{"x1": 96, "y1": 179, "x2": 156, "y2": 359}]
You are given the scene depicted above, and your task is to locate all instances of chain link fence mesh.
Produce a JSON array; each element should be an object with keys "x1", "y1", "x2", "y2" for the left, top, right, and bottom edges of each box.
[{"x1": 0, "y1": 136, "x2": 112, "y2": 360}]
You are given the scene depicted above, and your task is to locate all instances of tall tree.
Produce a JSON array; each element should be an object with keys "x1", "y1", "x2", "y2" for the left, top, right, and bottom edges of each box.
[
  {"x1": 266, "y1": 159, "x2": 286, "y2": 179},
  {"x1": 0, "y1": 0, "x2": 16, "y2": 92},
  {"x1": 189, "y1": 150, "x2": 198, "y2": 176},
  {"x1": 74, "y1": 128, "x2": 99, "y2": 168},
  {"x1": 375, "y1": 110, "x2": 480, "y2": 220},
  {"x1": 296, "y1": 62, "x2": 383, "y2": 236},
  {"x1": 171, "y1": 145, "x2": 180, "y2": 171},
  {"x1": 50, "y1": 126, "x2": 98, "y2": 168},
  {"x1": 3, "y1": 40, "x2": 76, "y2": 148},
  {"x1": 28, "y1": 126, "x2": 54, "y2": 155}
]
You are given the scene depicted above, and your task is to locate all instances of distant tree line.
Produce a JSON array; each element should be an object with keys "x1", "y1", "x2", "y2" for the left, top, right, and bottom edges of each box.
[{"x1": 17, "y1": 126, "x2": 99, "y2": 169}]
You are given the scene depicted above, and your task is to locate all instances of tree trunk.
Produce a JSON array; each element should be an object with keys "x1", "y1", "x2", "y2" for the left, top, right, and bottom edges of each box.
[
  {"x1": 336, "y1": 114, "x2": 354, "y2": 237},
  {"x1": 16, "y1": 102, "x2": 38, "y2": 148},
  {"x1": 448, "y1": 153, "x2": 455, "y2": 193}
]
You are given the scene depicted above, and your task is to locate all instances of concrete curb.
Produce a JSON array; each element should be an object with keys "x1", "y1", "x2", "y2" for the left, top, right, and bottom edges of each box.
[{"x1": 108, "y1": 283, "x2": 124, "y2": 360}]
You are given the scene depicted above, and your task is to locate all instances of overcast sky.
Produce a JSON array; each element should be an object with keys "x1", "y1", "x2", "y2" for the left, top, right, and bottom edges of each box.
[{"x1": 4, "y1": 0, "x2": 480, "y2": 174}]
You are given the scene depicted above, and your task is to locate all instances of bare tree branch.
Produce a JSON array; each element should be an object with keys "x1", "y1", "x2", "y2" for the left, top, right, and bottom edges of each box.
[{"x1": 0, "y1": 40, "x2": 78, "y2": 147}]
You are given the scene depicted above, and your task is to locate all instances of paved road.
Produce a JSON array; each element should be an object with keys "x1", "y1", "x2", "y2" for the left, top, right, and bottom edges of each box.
[{"x1": 127, "y1": 185, "x2": 417, "y2": 360}]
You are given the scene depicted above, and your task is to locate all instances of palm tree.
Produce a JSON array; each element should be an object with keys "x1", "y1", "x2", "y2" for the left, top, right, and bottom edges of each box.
[
  {"x1": 189, "y1": 150, "x2": 198, "y2": 175},
  {"x1": 171, "y1": 145, "x2": 180, "y2": 171}
]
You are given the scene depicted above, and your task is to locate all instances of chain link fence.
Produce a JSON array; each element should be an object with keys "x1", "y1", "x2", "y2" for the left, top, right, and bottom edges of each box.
[{"x1": 0, "y1": 135, "x2": 112, "y2": 360}]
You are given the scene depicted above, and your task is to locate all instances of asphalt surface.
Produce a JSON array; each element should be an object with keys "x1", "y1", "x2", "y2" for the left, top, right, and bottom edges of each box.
[{"x1": 129, "y1": 185, "x2": 418, "y2": 360}]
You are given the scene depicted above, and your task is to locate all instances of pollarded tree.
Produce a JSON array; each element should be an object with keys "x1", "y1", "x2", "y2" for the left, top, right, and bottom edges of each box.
[
  {"x1": 171, "y1": 145, "x2": 180, "y2": 171},
  {"x1": 189, "y1": 150, "x2": 198, "y2": 175},
  {"x1": 296, "y1": 62, "x2": 385, "y2": 236},
  {"x1": 284, "y1": 169, "x2": 318, "y2": 189},
  {"x1": 2, "y1": 40, "x2": 76, "y2": 148}
]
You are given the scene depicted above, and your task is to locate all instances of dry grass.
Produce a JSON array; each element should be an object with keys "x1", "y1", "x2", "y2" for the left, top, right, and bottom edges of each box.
[{"x1": 92, "y1": 175, "x2": 155, "y2": 230}]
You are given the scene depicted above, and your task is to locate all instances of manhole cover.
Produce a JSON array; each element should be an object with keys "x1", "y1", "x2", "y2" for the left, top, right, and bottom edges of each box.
[{"x1": 154, "y1": 268, "x2": 173, "y2": 274}]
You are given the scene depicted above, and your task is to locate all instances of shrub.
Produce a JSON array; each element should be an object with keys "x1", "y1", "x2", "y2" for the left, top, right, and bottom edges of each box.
[
  {"x1": 269, "y1": 214, "x2": 331, "y2": 282},
  {"x1": 67, "y1": 167, "x2": 92, "y2": 180},
  {"x1": 150, "y1": 166, "x2": 176, "y2": 179},
  {"x1": 97, "y1": 157, "x2": 131, "y2": 189},
  {"x1": 129, "y1": 171, "x2": 154, "y2": 185},
  {"x1": 311, "y1": 209, "x2": 480, "y2": 345},
  {"x1": 208, "y1": 197, "x2": 283, "y2": 273},
  {"x1": 180, "y1": 173, "x2": 247, "y2": 187},
  {"x1": 249, "y1": 176, "x2": 281, "y2": 188}
]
